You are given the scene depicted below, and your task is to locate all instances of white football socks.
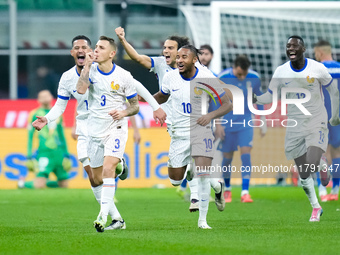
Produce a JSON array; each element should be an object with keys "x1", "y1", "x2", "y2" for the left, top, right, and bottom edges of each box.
[
  {"x1": 332, "y1": 185, "x2": 339, "y2": 195},
  {"x1": 91, "y1": 183, "x2": 121, "y2": 220},
  {"x1": 318, "y1": 184, "x2": 327, "y2": 197},
  {"x1": 241, "y1": 189, "x2": 249, "y2": 196},
  {"x1": 100, "y1": 178, "x2": 116, "y2": 221},
  {"x1": 210, "y1": 178, "x2": 222, "y2": 194},
  {"x1": 91, "y1": 184, "x2": 102, "y2": 205},
  {"x1": 188, "y1": 178, "x2": 198, "y2": 201},
  {"x1": 198, "y1": 176, "x2": 210, "y2": 224},
  {"x1": 301, "y1": 175, "x2": 320, "y2": 208}
]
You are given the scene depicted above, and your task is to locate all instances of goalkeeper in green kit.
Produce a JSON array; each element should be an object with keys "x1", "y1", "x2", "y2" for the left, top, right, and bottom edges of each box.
[{"x1": 20, "y1": 90, "x2": 72, "y2": 189}]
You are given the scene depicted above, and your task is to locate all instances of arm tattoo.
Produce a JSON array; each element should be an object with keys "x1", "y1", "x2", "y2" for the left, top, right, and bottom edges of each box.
[
  {"x1": 76, "y1": 67, "x2": 90, "y2": 94},
  {"x1": 126, "y1": 96, "x2": 140, "y2": 116}
]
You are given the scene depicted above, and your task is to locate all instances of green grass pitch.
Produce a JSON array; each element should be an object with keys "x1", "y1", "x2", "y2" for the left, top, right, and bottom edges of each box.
[{"x1": 1, "y1": 186, "x2": 340, "y2": 255}]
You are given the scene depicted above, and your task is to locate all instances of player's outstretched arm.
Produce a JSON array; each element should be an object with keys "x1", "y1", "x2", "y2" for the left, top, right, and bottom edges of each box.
[
  {"x1": 109, "y1": 96, "x2": 140, "y2": 120},
  {"x1": 326, "y1": 80, "x2": 340, "y2": 126},
  {"x1": 115, "y1": 26, "x2": 152, "y2": 69},
  {"x1": 32, "y1": 116, "x2": 48, "y2": 131},
  {"x1": 133, "y1": 80, "x2": 166, "y2": 125},
  {"x1": 77, "y1": 52, "x2": 93, "y2": 94},
  {"x1": 33, "y1": 98, "x2": 69, "y2": 131}
]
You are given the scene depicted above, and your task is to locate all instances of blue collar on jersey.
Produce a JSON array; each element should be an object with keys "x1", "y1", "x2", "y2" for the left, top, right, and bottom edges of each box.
[
  {"x1": 290, "y1": 58, "x2": 308, "y2": 72},
  {"x1": 180, "y1": 67, "x2": 199, "y2": 81},
  {"x1": 97, "y1": 63, "x2": 116, "y2": 75},
  {"x1": 75, "y1": 66, "x2": 81, "y2": 77}
]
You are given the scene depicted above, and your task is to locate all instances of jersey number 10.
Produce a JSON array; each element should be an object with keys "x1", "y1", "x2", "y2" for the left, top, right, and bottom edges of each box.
[{"x1": 182, "y1": 102, "x2": 192, "y2": 114}]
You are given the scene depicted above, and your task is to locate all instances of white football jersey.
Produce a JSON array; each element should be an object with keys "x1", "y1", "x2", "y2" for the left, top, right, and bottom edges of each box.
[
  {"x1": 88, "y1": 63, "x2": 137, "y2": 138},
  {"x1": 269, "y1": 58, "x2": 332, "y2": 130},
  {"x1": 150, "y1": 56, "x2": 215, "y2": 126},
  {"x1": 150, "y1": 56, "x2": 213, "y2": 89},
  {"x1": 161, "y1": 67, "x2": 225, "y2": 132},
  {"x1": 57, "y1": 65, "x2": 89, "y2": 135},
  {"x1": 150, "y1": 56, "x2": 176, "y2": 90}
]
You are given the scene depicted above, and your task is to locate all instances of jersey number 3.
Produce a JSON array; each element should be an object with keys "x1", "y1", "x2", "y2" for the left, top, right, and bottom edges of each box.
[{"x1": 101, "y1": 95, "x2": 106, "y2": 106}]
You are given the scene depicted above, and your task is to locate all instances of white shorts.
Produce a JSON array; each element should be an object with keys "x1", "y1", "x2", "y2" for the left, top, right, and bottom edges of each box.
[
  {"x1": 168, "y1": 126, "x2": 215, "y2": 168},
  {"x1": 88, "y1": 128, "x2": 128, "y2": 168},
  {"x1": 76, "y1": 118, "x2": 88, "y2": 136},
  {"x1": 285, "y1": 126, "x2": 328, "y2": 160},
  {"x1": 77, "y1": 134, "x2": 89, "y2": 166}
]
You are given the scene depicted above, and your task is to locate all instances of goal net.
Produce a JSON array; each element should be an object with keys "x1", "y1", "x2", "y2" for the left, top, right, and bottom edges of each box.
[
  {"x1": 181, "y1": 1, "x2": 340, "y2": 80},
  {"x1": 180, "y1": 1, "x2": 340, "y2": 184}
]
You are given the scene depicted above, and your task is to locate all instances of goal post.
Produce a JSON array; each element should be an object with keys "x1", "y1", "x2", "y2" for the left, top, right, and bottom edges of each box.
[
  {"x1": 181, "y1": 1, "x2": 340, "y2": 79},
  {"x1": 180, "y1": 2, "x2": 340, "y2": 184}
]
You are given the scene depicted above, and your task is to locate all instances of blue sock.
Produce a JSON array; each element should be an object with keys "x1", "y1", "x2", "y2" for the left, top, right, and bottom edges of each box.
[
  {"x1": 316, "y1": 172, "x2": 321, "y2": 187},
  {"x1": 181, "y1": 179, "x2": 187, "y2": 188},
  {"x1": 241, "y1": 154, "x2": 251, "y2": 191},
  {"x1": 332, "y1": 158, "x2": 340, "y2": 187},
  {"x1": 222, "y1": 157, "x2": 232, "y2": 188},
  {"x1": 115, "y1": 177, "x2": 119, "y2": 192}
]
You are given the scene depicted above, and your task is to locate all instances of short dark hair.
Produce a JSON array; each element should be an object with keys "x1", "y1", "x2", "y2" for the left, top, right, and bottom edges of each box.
[
  {"x1": 234, "y1": 55, "x2": 251, "y2": 70},
  {"x1": 314, "y1": 39, "x2": 332, "y2": 48},
  {"x1": 167, "y1": 35, "x2": 190, "y2": 50},
  {"x1": 288, "y1": 35, "x2": 304, "y2": 46},
  {"x1": 200, "y1": 44, "x2": 214, "y2": 55},
  {"x1": 72, "y1": 35, "x2": 91, "y2": 46},
  {"x1": 99, "y1": 35, "x2": 117, "y2": 50},
  {"x1": 179, "y1": 45, "x2": 201, "y2": 59}
]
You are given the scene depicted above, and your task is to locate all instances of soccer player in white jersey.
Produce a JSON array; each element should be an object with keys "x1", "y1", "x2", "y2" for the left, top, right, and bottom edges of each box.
[
  {"x1": 254, "y1": 36, "x2": 340, "y2": 222},
  {"x1": 32, "y1": 35, "x2": 131, "y2": 229},
  {"x1": 33, "y1": 35, "x2": 166, "y2": 231},
  {"x1": 115, "y1": 27, "x2": 211, "y2": 212},
  {"x1": 76, "y1": 36, "x2": 144, "y2": 232},
  {"x1": 153, "y1": 45, "x2": 233, "y2": 229}
]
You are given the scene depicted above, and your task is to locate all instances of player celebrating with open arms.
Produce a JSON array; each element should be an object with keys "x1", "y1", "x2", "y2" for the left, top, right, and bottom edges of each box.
[
  {"x1": 254, "y1": 36, "x2": 340, "y2": 222},
  {"x1": 153, "y1": 45, "x2": 233, "y2": 229}
]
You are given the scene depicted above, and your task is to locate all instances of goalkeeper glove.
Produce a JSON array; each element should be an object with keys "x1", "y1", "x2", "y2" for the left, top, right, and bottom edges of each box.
[
  {"x1": 26, "y1": 158, "x2": 38, "y2": 173},
  {"x1": 62, "y1": 157, "x2": 72, "y2": 172}
]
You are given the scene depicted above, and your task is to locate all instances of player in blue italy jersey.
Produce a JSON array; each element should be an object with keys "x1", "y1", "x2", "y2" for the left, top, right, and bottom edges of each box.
[
  {"x1": 314, "y1": 40, "x2": 340, "y2": 202},
  {"x1": 214, "y1": 55, "x2": 267, "y2": 203}
]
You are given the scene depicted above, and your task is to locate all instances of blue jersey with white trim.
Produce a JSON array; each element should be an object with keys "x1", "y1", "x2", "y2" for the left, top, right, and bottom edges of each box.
[
  {"x1": 321, "y1": 60, "x2": 340, "y2": 120},
  {"x1": 217, "y1": 68, "x2": 263, "y2": 131}
]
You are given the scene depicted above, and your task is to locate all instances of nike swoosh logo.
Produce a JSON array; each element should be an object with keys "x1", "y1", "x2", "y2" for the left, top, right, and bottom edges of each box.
[
  {"x1": 73, "y1": 90, "x2": 77, "y2": 93},
  {"x1": 285, "y1": 81, "x2": 292, "y2": 85},
  {"x1": 202, "y1": 199, "x2": 208, "y2": 202},
  {"x1": 172, "y1": 89, "x2": 180, "y2": 92}
]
